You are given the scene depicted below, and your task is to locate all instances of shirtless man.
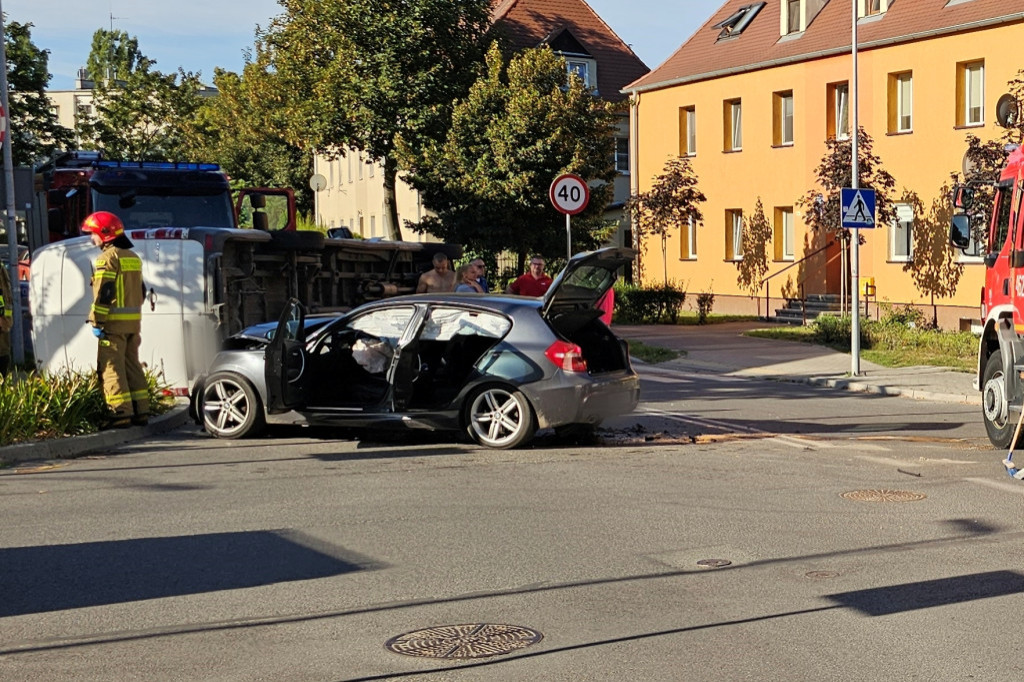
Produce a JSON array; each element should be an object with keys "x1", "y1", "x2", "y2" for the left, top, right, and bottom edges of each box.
[{"x1": 416, "y1": 252, "x2": 457, "y2": 293}]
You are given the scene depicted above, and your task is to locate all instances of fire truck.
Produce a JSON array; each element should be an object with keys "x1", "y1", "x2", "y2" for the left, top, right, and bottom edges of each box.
[
  {"x1": 950, "y1": 98, "x2": 1024, "y2": 448},
  {"x1": 30, "y1": 156, "x2": 460, "y2": 394}
]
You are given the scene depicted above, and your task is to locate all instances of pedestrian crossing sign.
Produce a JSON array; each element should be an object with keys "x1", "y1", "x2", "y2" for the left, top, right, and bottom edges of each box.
[{"x1": 841, "y1": 188, "x2": 876, "y2": 228}]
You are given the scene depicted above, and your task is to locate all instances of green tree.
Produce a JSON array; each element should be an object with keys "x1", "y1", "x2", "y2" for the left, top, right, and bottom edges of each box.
[
  {"x1": 902, "y1": 186, "x2": 963, "y2": 327},
  {"x1": 403, "y1": 44, "x2": 618, "y2": 264},
  {"x1": 797, "y1": 127, "x2": 897, "y2": 297},
  {"x1": 3, "y1": 19, "x2": 74, "y2": 165},
  {"x1": 257, "y1": 0, "x2": 494, "y2": 241},
  {"x1": 626, "y1": 155, "x2": 705, "y2": 285},
  {"x1": 179, "y1": 66, "x2": 313, "y2": 216},
  {"x1": 951, "y1": 132, "x2": 1010, "y2": 253},
  {"x1": 77, "y1": 29, "x2": 203, "y2": 160},
  {"x1": 736, "y1": 198, "x2": 772, "y2": 297}
]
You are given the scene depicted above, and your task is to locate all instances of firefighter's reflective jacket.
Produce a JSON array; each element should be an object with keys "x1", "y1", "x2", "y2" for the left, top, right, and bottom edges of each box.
[{"x1": 87, "y1": 246, "x2": 145, "y2": 333}]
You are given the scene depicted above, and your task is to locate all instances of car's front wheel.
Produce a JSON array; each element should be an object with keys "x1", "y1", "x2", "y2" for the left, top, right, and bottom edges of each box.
[
  {"x1": 201, "y1": 371, "x2": 266, "y2": 439},
  {"x1": 465, "y1": 385, "x2": 536, "y2": 449}
]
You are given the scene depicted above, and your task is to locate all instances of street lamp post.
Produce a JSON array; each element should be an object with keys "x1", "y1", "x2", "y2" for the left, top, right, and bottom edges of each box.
[
  {"x1": 850, "y1": 0, "x2": 861, "y2": 376},
  {"x1": 0, "y1": 0, "x2": 25, "y2": 366}
]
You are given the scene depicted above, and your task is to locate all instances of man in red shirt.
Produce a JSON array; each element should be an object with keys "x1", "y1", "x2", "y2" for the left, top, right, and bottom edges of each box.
[{"x1": 507, "y1": 255, "x2": 553, "y2": 297}]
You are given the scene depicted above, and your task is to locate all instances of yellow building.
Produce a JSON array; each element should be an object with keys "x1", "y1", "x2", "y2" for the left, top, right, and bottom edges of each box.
[{"x1": 625, "y1": 0, "x2": 1024, "y2": 329}]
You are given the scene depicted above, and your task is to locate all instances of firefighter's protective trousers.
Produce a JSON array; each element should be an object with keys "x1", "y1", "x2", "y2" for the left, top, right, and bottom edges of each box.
[{"x1": 88, "y1": 245, "x2": 148, "y2": 418}]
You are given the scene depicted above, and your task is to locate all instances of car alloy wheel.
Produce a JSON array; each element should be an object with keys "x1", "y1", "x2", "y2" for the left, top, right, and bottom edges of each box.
[
  {"x1": 466, "y1": 385, "x2": 536, "y2": 449},
  {"x1": 201, "y1": 371, "x2": 266, "y2": 439}
]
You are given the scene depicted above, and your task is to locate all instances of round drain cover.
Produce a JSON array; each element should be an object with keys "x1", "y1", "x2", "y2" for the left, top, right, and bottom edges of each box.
[
  {"x1": 840, "y1": 489, "x2": 926, "y2": 503},
  {"x1": 696, "y1": 558, "x2": 732, "y2": 568},
  {"x1": 385, "y1": 623, "x2": 543, "y2": 659}
]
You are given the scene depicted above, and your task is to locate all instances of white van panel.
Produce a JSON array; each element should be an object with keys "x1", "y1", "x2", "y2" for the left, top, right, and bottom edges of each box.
[{"x1": 31, "y1": 237, "x2": 215, "y2": 393}]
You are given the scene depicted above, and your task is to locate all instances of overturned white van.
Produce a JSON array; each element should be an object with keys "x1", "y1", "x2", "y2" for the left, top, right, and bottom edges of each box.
[{"x1": 31, "y1": 227, "x2": 460, "y2": 394}]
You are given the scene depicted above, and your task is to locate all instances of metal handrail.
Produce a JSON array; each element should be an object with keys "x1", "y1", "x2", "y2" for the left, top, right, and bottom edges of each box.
[{"x1": 758, "y1": 239, "x2": 838, "y2": 322}]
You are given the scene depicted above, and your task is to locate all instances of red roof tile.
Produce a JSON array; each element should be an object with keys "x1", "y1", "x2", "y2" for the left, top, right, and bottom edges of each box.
[
  {"x1": 627, "y1": 0, "x2": 1024, "y2": 93},
  {"x1": 491, "y1": 0, "x2": 650, "y2": 101}
]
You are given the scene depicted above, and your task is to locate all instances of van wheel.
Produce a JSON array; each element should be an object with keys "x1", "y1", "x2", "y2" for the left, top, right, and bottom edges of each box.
[
  {"x1": 983, "y1": 352, "x2": 1019, "y2": 449},
  {"x1": 465, "y1": 386, "x2": 536, "y2": 449},
  {"x1": 201, "y1": 372, "x2": 266, "y2": 439}
]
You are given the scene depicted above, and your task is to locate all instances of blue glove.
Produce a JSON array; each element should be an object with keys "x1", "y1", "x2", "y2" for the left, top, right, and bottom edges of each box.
[{"x1": 92, "y1": 327, "x2": 106, "y2": 339}]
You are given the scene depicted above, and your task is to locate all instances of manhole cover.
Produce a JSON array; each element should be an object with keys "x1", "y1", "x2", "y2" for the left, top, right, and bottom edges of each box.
[
  {"x1": 385, "y1": 623, "x2": 543, "y2": 659},
  {"x1": 840, "y1": 489, "x2": 927, "y2": 503},
  {"x1": 805, "y1": 570, "x2": 840, "y2": 580}
]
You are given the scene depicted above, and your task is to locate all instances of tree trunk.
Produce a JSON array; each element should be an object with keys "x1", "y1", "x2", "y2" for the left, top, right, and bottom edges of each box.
[{"x1": 382, "y1": 156, "x2": 403, "y2": 242}]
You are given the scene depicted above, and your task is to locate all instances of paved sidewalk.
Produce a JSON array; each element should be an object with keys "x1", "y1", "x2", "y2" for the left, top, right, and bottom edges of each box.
[
  {"x1": 0, "y1": 403, "x2": 193, "y2": 466},
  {"x1": 616, "y1": 321, "x2": 980, "y2": 406}
]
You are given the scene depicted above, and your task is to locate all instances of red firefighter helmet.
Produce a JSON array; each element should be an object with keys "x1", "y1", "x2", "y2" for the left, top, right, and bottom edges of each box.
[{"x1": 82, "y1": 211, "x2": 125, "y2": 243}]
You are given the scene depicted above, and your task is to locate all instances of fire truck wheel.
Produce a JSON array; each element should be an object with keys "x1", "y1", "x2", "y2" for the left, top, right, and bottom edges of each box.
[
  {"x1": 983, "y1": 352, "x2": 1019, "y2": 449},
  {"x1": 200, "y1": 371, "x2": 267, "y2": 439}
]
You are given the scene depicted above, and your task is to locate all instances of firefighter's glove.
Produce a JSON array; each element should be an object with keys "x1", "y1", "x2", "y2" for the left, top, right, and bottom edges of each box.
[{"x1": 92, "y1": 327, "x2": 106, "y2": 339}]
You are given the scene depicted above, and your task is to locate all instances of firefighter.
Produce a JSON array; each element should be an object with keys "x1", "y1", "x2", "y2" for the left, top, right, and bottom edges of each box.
[
  {"x1": 0, "y1": 261, "x2": 13, "y2": 375},
  {"x1": 83, "y1": 211, "x2": 149, "y2": 428}
]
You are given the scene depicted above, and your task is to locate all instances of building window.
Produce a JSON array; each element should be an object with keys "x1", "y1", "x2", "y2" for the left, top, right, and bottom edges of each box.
[
  {"x1": 680, "y1": 215, "x2": 698, "y2": 259},
  {"x1": 890, "y1": 203, "x2": 913, "y2": 261},
  {"x1": 957, "y1": 60, "x2": 984, "y2": 127},
  {"x1": 726, "y1": 209, "x2": 744, "y2": 261},
  {"x1": 714, "y1": 3, "x2": 766, "y2": 40},
  {"x1": 785, "y1": 0, "x2": 801, "y2": 34},
  {"x1": 347, "y1": 153, "x2": 353, "y2": 183},
  {"x1": 724, "y1": 99, "x2": 742, "y2": 152},
  {"x1": 614, "y1": 137, "x2": 630, "y2": 174},
  {"x1": 827, "y1": 82, "x2": 850, "y2": 140},
  {"x1": 859, "y1": 0, "x2": 888, "y2": 17},
  {"x1": 773, "y1": 91, "x2": 794, "y2": 146},
  {"x1": 370, "y1": 215, "x2": 376, "y2": 237},
  {"x1": 775, "y1": 207, "x2": 794, "y2": 261},
  {"x1": 888, "y1": 72, "x2": 913, "y2": 133},
  {"x1": 566, "y1": 60, "x2": 591, "y2": 88},
  {"x1": 358, "y1": 153, "x2": 364, "y2": 180},
  {"x1": 679, "y1": 106, "x2": 696, "y2": 156}
]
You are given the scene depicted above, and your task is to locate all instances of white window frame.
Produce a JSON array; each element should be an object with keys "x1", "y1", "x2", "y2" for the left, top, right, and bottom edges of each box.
[
  {"x1": 780, "y1": 208, "x2": 794, "y2": 261},
  {"x1": 684, "y1": 107, "x2": 696, "y2": 156},
  {"x1": 776, "y1": 91, "x2": 794, "y2": 146},
  {"x1": 890, "y1": 203, "x2": 913, "y2": 261},
  {"x1": 687, "y1": 215, "x2": 698, "y2": 259},
  {"x1": 728, "y1": 210, "x2": 744, "y2": 261},
  {"x1": 897, "y1": 73, "x2": 913, "y2": 132},
  {"x1": 726, "y1": 99, "x2": 742, "y2": 152},
  {"x1": 835, "y1": 82, "x2": 850, "y2": 140},
  {"x1": 614, "y1": 137, "x2": 630, "y2": 174},
  {"x1": 964, "y1": 61, "x2": 984, "y2": 126},
  {"x1": 566, "y1": 59, "x2": 596, "y2": 90}
]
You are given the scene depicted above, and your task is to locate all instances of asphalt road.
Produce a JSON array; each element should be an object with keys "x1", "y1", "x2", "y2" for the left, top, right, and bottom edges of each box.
[{"x1": 2, "y1": 369, "x2": 1021, "y2": 681}]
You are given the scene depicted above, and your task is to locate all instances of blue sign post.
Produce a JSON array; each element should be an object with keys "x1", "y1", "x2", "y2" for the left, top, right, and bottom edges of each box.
[{"x1": 841, "y1": 188, "x2": 876, "y2": 229}]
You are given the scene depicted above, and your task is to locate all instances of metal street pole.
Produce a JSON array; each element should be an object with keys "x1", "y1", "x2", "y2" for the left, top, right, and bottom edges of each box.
[
  {"x1": 0, "y1": 2, "x2": 25, "y2": 366},
  {"x1": 850, "y1": 0, "x2": 861, "y2": 376}
]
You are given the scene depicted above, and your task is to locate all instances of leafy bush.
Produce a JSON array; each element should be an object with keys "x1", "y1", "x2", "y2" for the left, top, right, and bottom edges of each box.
[
  {"x1": 812, "y1": 312, "x2": 974, "y2": 361},
  {"x1": 0, "y1": 368, "x2": 174, "y2": 447},
  {"x1": 615, "y1": 282, "x2": 686, "y2": 323},
  {"x1": 696, "y1": 291, "x2": 715, "y2": 324}
]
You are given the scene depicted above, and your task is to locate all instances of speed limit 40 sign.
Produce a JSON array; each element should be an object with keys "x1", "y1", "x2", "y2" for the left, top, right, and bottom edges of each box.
[{"x1": 549, "y1": 173, "x2": 590, "y2": 215}]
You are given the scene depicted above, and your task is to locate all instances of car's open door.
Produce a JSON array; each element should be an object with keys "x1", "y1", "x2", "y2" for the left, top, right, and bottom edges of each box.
[{"x1": 265, "y1": 298, "x2": 308, "y2": 413}]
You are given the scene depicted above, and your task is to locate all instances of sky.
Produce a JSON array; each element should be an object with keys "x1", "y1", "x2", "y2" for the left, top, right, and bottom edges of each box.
[{"x1": 2, "y1": 0, "x2": 726, "y2": 90}]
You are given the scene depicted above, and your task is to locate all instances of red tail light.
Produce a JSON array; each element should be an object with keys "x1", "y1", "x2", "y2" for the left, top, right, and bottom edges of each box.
[{"x1": 545, "y1": 340, "x2": 588, "y2": 373}]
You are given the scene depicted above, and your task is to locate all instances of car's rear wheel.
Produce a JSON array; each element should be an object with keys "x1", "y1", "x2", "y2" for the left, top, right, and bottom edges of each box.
[
  {"x1": 201, "y1": 371, "x2": 266, "y2": 439},
  {"x1": 465, "y1": 385, "x2": 536, "y2": 449}
]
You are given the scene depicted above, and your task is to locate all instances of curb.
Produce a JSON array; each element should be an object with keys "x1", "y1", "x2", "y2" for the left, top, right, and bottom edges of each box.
[{"x1": 0, "y1": 403, "x2": 193, "y2": 466}]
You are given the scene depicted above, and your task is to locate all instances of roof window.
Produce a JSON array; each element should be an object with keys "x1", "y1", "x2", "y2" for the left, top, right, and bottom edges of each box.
[{"x1": 713, "y1": 3, "x2": 766, "y2": 40}]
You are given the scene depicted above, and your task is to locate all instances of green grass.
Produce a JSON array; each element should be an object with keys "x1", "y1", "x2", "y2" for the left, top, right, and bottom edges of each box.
[
  {"x1": 745, "y1": 323, "x2": 977, "y2": 372},
  {"x1": 0, "y1": 368, "x2": 176, "y2": 447},
  {"x1": 626, "y1": 340, "x2": 683, "y2": 364}
]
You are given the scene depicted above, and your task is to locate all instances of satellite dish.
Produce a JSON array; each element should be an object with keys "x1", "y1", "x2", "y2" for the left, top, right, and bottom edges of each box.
[
  {"x1": 309, "y1": 173, "x2": 327, "y2": 192},
  {"x1": 962, "y1": 149, "x2": 978, "y2": 178},
  {"x1": 996, "y1": 94, "x2": 1020, "y2": 129}
]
